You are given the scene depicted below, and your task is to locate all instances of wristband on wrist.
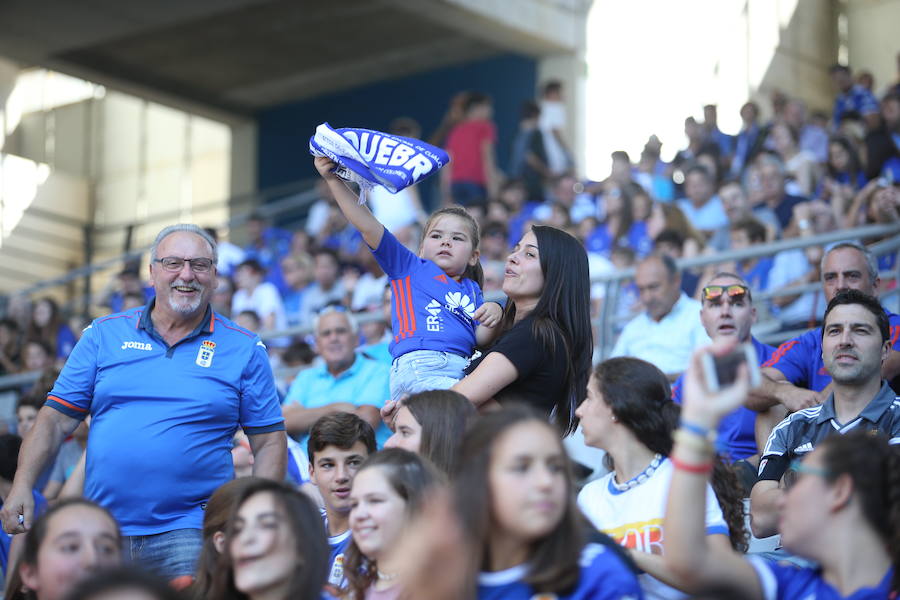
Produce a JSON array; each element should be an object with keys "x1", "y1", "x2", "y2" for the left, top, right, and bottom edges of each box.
[
  {"x1": 679, "y1": 420, "x2": 717, "y2": 443},
  {"x1": 673, "y1": 429, "x2": 715, "y2": 455},
  {"x1": 671, "y1": 456, "x2": 713, "y2": 474}
]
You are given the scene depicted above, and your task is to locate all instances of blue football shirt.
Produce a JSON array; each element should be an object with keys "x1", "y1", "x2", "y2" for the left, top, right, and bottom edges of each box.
[
  {"x1": 477, "y1": 543, "x2": 643, "y2": 599},
  {"x1": 370, "y1": 228, "x2": 484, "y2": 360},
  {"x1": 47, "y1": 303, "x2": 284, "y2": 535},
  {"x1": 672, "y1": 337, "x2": 775, "y2": 461},
  {"x1": 763, "y1": 312, "x2": 900, "y2": 392}
]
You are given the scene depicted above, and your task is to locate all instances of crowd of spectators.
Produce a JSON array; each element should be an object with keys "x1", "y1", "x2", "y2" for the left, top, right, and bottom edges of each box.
[
  {"x1": 0, "y1": 57, "x2": 898, "y2": 600},
  {"x1": 3, "y1": 64, "x2": 898, "y2": 393}
]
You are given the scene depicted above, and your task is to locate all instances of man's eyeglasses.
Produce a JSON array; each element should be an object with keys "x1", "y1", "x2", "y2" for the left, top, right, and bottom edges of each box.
[
  {"x1": 154, "y1": 257, "x2": 214, "y2": 273},
  {"x1": 783, "y1": 459, "x2": 831, "y2": 490},
  {"x1": 702, "y1": 284, "x2": 750, "y2": 302}
]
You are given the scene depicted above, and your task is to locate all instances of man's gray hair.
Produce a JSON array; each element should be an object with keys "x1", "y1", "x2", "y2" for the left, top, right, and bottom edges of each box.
[
  {"x1": 821, "y1": 241, "x2": 879, "y2": 283},
  {"x1": 150, "y1": 224, "x2": 218, "y2": 263},
  {"x1": 313, "y1": 306, "x2": 358, "y2": 335}
]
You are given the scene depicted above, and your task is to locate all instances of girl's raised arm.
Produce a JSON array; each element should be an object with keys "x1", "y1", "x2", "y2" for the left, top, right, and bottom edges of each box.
[
  {"x1": 314, "y1": 156, "x2": 384, "y2": 249},
  {"x1": 663, "y1": 345, "x2": 762, "y2": 598}
]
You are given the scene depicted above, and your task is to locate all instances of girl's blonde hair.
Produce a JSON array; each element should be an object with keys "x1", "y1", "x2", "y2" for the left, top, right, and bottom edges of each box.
[{"x1": 421, "y1": 206, "x2": 483, "y2": 287}]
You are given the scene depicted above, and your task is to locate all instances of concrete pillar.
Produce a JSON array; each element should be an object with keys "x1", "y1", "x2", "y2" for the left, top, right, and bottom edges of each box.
[
  {"x1": 230, "y1": 120, "x2": 257, "y2": 201},
  {"x1": 0, "y1": 57, "x2": 19, "y2": 150},
  {"x1": 845, "y1": 0, "x2": 900, "y2": 95},
  {"x1": 538, "y1": 54, "x2": 588, "y2": 177}
]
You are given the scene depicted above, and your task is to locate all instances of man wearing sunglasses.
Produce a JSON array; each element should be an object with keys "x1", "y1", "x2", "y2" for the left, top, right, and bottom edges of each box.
[
  {"x1": 0, "y1": 224, "x2": 287, "y2": 580},
  {"x1": 672, "y1": 274, "x2": 775, "y2": 488},
  {"x1": 749, "y1": 289, "x2": 900, "y2": 539}
]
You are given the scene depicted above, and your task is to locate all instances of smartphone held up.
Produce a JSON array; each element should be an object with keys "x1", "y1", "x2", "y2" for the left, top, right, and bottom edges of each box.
[{"x1": 701, "y1": 343, "x2": 762, "y2": 392}]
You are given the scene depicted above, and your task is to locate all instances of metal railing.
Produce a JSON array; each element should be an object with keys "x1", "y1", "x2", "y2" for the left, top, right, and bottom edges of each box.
[
  {"x1": 255, "y1": 222, "x2": 900, "y2": 355},
  {"x1": 593, "y1": 222, "x2": 900, "y2": 358},
  {"x1": 11, "y1": 179, "x2": 322, "y2": 303},
  {"x1": 2, "y1": 222, "x2": 898, "y2": 394}
]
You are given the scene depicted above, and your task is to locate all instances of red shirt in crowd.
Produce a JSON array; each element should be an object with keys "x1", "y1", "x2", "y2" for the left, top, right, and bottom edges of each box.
[{"x1": 444, "y1": 118, "x2": 496, "y2": 185}]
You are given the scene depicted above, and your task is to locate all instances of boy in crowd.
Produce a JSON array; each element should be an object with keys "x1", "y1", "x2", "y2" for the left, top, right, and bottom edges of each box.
[{"x1": 307, "y1": 413, "x2": 377, "y2": 596}]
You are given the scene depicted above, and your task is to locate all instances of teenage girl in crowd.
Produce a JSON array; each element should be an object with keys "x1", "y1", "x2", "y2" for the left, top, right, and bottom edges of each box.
[
  {"x1": 314, "y1": 157, "x2": 503, "y2": 402},
  {"x1": 6, "y1": 499, "x2": 122, "y2": 600},
  {"x1": 383, "y1": 389, "x2": 475, "y2": 474},
  {"x1": 665, "y1": 345, "x2": 899, "y2": 599},
  {"x1": 343, "y1": 448, "x2": 441, "y2": 600},
  {"x1": 575, "y1": 357, "x2": 745, "y2": 600},
  {"x1": 191, "y1": 477, "x2": 261, "y2": 599},
  {"x1": 209, "y1": 478, "x2": 329, "y2": 600},
  {"x1": 452, "y1": 225, "x2": 592, "y2": 434},
  {"x1": 26, "y1": 298, "x2": 77, "y2": 363},
  {"x1": 455, "y1": 405, "x2": 643, "y2": 599}
]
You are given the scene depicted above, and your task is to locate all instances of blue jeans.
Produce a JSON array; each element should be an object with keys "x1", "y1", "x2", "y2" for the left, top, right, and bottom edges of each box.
[
  {"x1": 390, "y1": 350, "x2": 468, "y2": 402},
  {"x1": 123, "y1": 528, "x2": 202, "y2": 580}
]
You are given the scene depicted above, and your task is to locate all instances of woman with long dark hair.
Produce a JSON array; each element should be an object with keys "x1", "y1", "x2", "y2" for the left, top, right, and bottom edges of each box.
[
  {"x1": 576, "y1": 356, "x2": 746, "y2": 600},
  {"x1": 454, "y1": 405, "x2": 641, "y2": 598},
  {"x1": 26, "y1": 298, "x2": 76, "y2": 363},
  {"x1": 208, "y1": 479, "x2": 329, "y2": 600},
  {"x1": 383, "y1": 390, "x2": 475, "y2": 475},
  {"x1": 190, "y1": 477, "x2": 261, "y2": 600},
  {"x1": 342, "y1": 448, "x2": 441, "y2": 600},
  {"x1": 451, "y1": 225, "x2": 592, "y2": 435}
]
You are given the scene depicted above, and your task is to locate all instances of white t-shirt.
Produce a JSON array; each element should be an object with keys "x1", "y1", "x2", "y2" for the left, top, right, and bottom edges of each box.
[
  {"x1": 351, "y1": 273, "x2": 389, "y2": 312},
  {"x1": 610, "y1": 294, "x2": 710, "y2": 375},
  {"x1": 216, "y1": 241, "x2": 245, "y2": 277},
  {"x1": 675, "y1": 195, "x2": 728, "y2": 231},
  {"x1": 368, "y1": 186, "x2": 420, "y2": 231},
  {"x1": 577, "y1": 458, "x2": 729, "y2": 600},
  {"x1": 232, "y1": 281, "x2": 288, "y2": 332},
  {"x1": 767, "y1": 249, "x2": 826, "y2": 325},
  {"x1": 539, "y1": 99, "x2": 569, "y2": 174}
]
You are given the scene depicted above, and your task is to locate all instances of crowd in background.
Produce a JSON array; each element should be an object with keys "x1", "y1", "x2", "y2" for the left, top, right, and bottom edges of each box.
[
  {"x1": 3, "y1": 62, "x2": 899, "y2": 393},
  {"x1": 0, "y1": 55, "x2": 898, "y2": 600}
]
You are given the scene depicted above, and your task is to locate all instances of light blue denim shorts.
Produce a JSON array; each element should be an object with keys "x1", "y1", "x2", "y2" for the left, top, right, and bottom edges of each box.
[{"x1": 390, "y1": 349, "x2": 469, "y2": 402}]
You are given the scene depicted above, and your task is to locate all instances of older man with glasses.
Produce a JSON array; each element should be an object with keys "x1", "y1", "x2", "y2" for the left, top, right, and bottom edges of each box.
[{"x1": 0, "y1": 224, "x2": 286, "y2": 581}]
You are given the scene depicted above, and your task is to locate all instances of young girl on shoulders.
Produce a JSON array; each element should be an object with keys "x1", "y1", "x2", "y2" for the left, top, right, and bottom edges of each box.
[{"x1": 314, "y1": 157, "x2": 502, "y2": 402}]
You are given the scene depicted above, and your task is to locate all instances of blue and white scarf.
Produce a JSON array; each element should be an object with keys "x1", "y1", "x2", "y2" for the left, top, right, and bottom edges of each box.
[{"x1": 309, "y1": 122, "x2": 449, "y2": 201}]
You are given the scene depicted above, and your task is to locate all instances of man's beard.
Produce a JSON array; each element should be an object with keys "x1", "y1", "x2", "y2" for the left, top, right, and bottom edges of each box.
[{"x1": 166, "y1": 280, "x2": 205, "y2": 315}]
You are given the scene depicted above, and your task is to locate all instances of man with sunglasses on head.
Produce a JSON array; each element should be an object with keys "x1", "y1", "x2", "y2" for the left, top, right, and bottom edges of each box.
[
  {"x1": 672, "y1": 274, "x2": 775, "y2": 491},
  {"x1": 0, "y1": 224, "x2": 286, "y2": 581},
  {"x1": 749, "y1": 289, "x2": 900, "y2": 540}
]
